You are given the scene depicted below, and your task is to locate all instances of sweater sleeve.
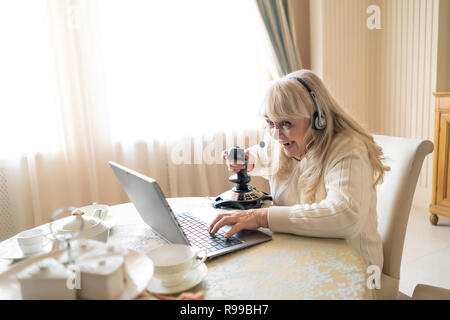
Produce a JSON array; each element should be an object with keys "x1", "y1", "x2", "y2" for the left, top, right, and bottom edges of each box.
[{"x1": 267, "y1": 146, "x2": 372, "y2": 240}]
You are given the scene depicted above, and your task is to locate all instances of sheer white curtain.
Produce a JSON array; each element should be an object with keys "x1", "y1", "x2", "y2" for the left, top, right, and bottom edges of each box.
[
  {"x1": 0, "y1": 0, "x2": 274, "y2": 239},
  {"x1": 96, "y1": 0, "x2": 275, "y2": 142},
  {"x1": 0, "y1": 0, "x2": 62, "y2": 238}
]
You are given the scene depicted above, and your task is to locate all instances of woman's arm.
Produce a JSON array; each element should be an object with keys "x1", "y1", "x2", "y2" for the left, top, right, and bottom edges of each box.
[
  {"x1": 210, "y1": 147, "x2": 373, "y2": 240},
  {"x1": 268, "y1": 149, "x2": 372, "y2": 239}
]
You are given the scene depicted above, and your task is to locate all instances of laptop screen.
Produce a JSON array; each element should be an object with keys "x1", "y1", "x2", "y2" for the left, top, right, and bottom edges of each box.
[{"x1": 109, "y1": 161, "x2": 189, "y2": 245}]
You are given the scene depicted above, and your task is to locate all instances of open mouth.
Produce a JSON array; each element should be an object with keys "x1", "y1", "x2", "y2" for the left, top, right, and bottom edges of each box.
[{"x1": 281, "y1": 141, "x2": 295, "y2": 150}]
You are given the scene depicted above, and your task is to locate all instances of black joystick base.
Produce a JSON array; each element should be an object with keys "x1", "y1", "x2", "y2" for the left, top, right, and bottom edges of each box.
[{"x1": 213, "y1": 146, "x2": 272, "y2": 210}]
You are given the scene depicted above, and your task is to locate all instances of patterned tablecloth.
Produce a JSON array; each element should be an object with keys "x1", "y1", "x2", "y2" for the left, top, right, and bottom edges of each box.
[{"x1": 0, "y1": 197, "x2": 374, "y2": 300}]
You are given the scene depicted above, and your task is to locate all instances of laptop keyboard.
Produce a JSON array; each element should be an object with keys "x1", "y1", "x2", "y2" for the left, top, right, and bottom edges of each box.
[{"x1": 176, "y1": 212, "x2": 242, "y2": 251}]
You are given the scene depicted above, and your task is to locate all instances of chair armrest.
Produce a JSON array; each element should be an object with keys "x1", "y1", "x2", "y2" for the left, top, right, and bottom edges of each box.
[{"x1": 412, "y1": 284, "x2": 450, "y2": 300}]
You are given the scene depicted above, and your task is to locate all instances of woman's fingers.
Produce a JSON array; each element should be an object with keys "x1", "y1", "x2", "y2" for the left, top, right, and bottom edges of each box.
[
  {"x1": 224, "y1": 223, "x2": 245, "y2": 238},
  {"x1": 229, "y1": 164, "x2": 245, "y2": 173},
  {"x1": 209, "y1": 214, "x2": 237, "y2": 235},
  {"x1": 222, "y1": 149, "x2": 246, "y2": 173},
  {"x1": 228, "y1": 159, "x2": 245, "y2": 171},
  {"x1": 208, "y1": 213, "x2": 232, "y2": 233},
  {"x1": 208, "y1": 210, "x2": 256, "y2": 238},
  {"x1": 208, "y1": 209, "x2": 267, "y2": 238}
]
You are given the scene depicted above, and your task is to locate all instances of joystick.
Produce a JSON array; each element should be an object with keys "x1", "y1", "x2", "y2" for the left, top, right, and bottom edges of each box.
[{"x1": 213, "y1": 146, "x2": 272, "y2": 210}]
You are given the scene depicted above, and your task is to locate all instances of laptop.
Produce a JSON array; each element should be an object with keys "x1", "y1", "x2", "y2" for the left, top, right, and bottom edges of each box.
[{"x1": 109, "y1": 161, "x2": 272, "y2": 260}]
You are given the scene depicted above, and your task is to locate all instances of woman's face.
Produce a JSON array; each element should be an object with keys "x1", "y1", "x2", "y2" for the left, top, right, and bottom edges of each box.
[{"x1": 265, "y1": 116, "x2": 310, "y2": 158}]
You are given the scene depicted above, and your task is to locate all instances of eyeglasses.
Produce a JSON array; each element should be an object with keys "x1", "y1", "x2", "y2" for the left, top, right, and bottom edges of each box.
[{"x1": 264, "y1": 119, "x2": 293, "y2": 131}]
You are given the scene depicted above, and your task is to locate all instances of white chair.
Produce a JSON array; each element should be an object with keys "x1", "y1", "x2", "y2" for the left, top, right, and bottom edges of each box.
[
  {"x1": 372, "y1": 135, "x2": 434, "y2": 300},
  {"x1": 412, "y1": 284, "x2": 450, "y2": 300}
]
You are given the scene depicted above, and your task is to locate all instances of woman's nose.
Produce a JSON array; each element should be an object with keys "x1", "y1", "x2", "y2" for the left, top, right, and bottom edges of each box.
[
  {"x1": 269, "y1": 128, "x2": 280, "y2": 139},
  {"x1": 269, "y1": 127, "x2": 287, "y2": 139}
]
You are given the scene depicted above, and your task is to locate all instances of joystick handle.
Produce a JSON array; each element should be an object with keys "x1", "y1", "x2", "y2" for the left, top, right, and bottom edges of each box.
[{"x1": 228, "y1": 146, "x2": 251, "y2": 191}]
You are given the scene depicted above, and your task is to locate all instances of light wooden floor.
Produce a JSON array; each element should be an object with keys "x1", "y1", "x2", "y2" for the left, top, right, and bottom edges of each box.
[{"x1": 398, "y1": 205, "x2": 450, "y2": 298}]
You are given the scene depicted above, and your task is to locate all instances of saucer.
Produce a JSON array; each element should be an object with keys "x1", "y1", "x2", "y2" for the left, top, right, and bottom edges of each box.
[{"x1": 147, "y1": 263, "x2": 207, "y2": 295}]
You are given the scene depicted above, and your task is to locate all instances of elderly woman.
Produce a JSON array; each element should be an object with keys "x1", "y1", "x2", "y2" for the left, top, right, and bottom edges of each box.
[{"x1": 209, "y1": 69, "x2": 389, "y2": 269}]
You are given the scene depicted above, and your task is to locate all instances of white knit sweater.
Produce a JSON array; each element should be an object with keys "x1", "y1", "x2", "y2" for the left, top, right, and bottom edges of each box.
[{"x1": 249, "y1": 132, "x2": 384, "y2": 269}]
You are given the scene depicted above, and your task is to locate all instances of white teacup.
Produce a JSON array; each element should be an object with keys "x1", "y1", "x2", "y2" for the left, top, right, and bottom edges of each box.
[
  {"x1": 147, "y1": 244, "x2": 207, "y2": 287},
  {"x1": 16, "y1": 229, "x2": 49, "y2": 256}
]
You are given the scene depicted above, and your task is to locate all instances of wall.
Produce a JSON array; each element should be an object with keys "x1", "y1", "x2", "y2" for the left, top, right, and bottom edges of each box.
[{"x1": 294, "y1": 0, "x2": 446, "y2": 209}]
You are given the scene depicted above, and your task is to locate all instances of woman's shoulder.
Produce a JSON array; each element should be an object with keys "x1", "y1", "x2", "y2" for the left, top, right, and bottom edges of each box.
[{"x1": 327, "y1": 131, "x2": 369, "y2": 161}]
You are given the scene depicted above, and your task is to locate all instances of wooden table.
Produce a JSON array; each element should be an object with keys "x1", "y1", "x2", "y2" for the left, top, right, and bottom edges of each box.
[{"x1": 0, "y1": 197, "x2": 373, "y2": 300}]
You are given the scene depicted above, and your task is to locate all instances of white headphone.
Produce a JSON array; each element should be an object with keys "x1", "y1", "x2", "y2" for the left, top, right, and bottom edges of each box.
[{"x1": 289, "y1": 77, "x2": 326, "y2": 130}]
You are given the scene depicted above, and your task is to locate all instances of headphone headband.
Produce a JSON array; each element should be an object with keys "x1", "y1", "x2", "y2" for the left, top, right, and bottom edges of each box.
[{"x1": 289, "y1": 77, "x2": 326, "y2": 130}]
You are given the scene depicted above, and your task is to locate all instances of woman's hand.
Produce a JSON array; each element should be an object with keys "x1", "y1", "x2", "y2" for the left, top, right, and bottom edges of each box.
[
  {"x1": 222, "y1": 149, "x2": 255, "y2": 174},
  {"x1": 208, "y1": 208, "x2": 269, "y2": 238}
]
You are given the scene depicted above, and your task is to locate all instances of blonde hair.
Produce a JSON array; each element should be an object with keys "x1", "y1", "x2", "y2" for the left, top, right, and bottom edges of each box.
[{"x1": 260, "y1": 69, "x2": 390, "y2": 204}]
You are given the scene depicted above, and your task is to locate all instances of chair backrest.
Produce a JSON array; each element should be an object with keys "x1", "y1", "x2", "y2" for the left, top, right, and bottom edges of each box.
[{"x1": 373, "y1": 135, "x2": 433, "y2": 279}]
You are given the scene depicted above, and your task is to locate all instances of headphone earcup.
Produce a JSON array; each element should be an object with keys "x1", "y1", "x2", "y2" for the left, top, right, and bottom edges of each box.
[
  {"x1": 313, "y1": 111, "x2": 326, "y2": 130},
  {"x1": 312, "y1": 112, "x2": 320, "y2": 130}
]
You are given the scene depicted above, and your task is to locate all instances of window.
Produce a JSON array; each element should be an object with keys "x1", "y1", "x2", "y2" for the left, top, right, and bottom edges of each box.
[
  {"x1": 96, "y1": 0, "x2": 273, "y2": 143},
  {"x1": 0, "y1": 0, "x2": 60, "y2": 158}
]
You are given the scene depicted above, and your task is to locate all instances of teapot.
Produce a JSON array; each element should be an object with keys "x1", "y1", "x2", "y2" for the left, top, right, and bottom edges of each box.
[{"x1": 55, "y1": 215, "x2": 109, "y2": 244}]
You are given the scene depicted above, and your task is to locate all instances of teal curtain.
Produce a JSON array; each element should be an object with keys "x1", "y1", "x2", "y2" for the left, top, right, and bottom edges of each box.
[{"x1": 255, "y1": 0, "x2": 302, "y2": 76}]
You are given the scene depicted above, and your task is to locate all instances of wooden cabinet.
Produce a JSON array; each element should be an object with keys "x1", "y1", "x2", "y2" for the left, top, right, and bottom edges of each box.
[{"x1": 430, "y1": 92, "x2": 450, "y2": 225}]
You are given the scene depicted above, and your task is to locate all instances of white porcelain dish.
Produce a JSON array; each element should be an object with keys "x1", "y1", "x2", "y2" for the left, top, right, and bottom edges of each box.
[
  {"x1": 16, "y1": 229, "x2": 49, "y2": 256},
  {"x1": 17, "y1": 257, "x2": 78, "y2": 300},
  {"x1": 78, "y1": 203, "x2": 109, "y2": 220},
  {"x1": 70, "y1": 203, "x2": 117, "y2": 229},
  {"x1": 76, "y1": 204, "x2": 108, "y2": 216},
  {"x1": 55, "y1": 216, "x2": 109, "y2": 243},
  {"x1": 76, "y1": 204, "x2": 117, "y2": 229},
  {"x1": 0, "y1": 248, "x2": 154, "y2": 300},
  {"x1": 147, "y1": 262, "x2": 207, "y2": 295}
]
